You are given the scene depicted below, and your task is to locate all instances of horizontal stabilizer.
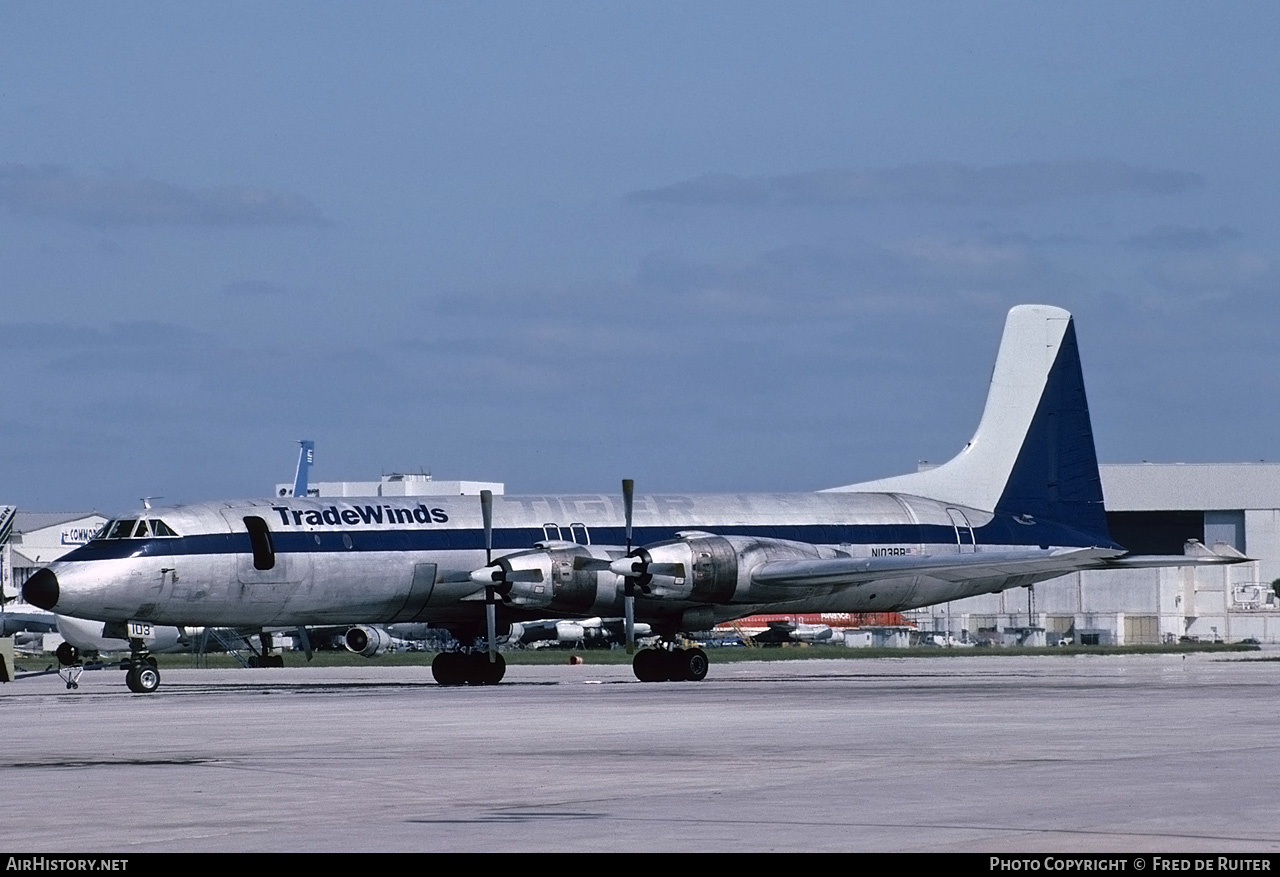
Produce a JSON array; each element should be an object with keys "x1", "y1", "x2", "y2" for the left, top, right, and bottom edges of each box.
[{"x1": 1102, "y1": 539, "x2": 1250, "y2": 569}]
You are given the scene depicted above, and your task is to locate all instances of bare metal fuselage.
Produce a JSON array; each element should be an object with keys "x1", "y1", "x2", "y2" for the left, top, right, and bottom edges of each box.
[{"x1": 43, "y1": 488, "x2": 1091, "y2": 631}]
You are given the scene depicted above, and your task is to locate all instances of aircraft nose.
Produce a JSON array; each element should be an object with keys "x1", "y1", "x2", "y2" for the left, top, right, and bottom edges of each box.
[{"x1": 23, "y1": 568, "x2": 60, "y2": 610}]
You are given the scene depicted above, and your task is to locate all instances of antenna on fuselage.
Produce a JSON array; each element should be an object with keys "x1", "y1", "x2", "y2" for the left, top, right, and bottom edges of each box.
[{"x1": 140, "y1": 497, "x2": 162, "y2": 511}]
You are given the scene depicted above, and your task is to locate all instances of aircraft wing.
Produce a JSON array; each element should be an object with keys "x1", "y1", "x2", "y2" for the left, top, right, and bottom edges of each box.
[
  {"x1": 751, "y1": 544, "x2": 1247, "y2": 591},
  {"x1": 750, "y1": 547, "x2": 1127, "y2": 590}
]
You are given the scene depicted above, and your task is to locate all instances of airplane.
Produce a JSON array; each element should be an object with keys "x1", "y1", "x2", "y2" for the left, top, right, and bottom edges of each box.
[
  {"x1": 22, "y1": 305, "x2": 1246, "y2": 693},
  {"x1": 748, "y1": 619, "x2": 834, "y2": 645},
  {"x1": 0, "y1": 607, "x2": 59, "y2": 639},
  {"x1": 342, "y1": 616, "x2": 651, "y2": 654},
  {"x1": 54, "y1": 613, "x2": 195, "y2": 661},
  {"x1": 507, "y1": 617, "x2": 654, "y2": 649}
]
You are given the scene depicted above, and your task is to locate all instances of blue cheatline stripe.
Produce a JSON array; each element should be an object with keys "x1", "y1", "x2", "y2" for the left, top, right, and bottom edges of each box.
[{"x1": 58, "y1": 516, "x2": 1119, "y2": 564}]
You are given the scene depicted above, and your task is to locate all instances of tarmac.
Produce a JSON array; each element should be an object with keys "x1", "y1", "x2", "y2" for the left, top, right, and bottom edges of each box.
[{"x1": 3, "y1": 651, "x2": 1280, "y2": 853}]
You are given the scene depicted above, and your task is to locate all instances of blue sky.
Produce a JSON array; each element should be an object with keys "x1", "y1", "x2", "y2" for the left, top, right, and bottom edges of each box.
[{"x1": 3, "y1": 2, "x2": 1278, "y2": 513}]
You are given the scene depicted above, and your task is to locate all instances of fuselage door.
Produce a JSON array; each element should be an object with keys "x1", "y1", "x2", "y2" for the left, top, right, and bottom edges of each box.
[
  {"x1": 219, "y1": 510, "x2": 311, "y2": 588},
  {"x1": 388, "y1": 563, "x2": 437, "y2": 623},
  {"x1": 947, "y1": 508, "x2": 976, "y2": 554}
]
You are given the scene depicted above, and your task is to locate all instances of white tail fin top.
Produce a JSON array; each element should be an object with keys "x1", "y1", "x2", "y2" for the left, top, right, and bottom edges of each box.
[{"x1": 823, "y1": 305, "x2": 1074, "y2": 513}]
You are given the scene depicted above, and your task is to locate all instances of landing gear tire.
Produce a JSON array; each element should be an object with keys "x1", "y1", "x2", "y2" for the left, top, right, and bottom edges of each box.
[
  {"x1": 633, "y1": 648, "x2": 665, "y2": 682},
  {"x1": 634, "y1": 647, "x2": 710, "y2": 682},
  {"x1": 432, "y1": 651, "x2": 506, "y2": 686},
  {"x1": 55, "y1": 642, "x2": 80, "y2": 667},
  {"x1": 126, "y1": 663, "x2": 161, "y2": 694},
  {"x1": 432, "y1": 651, "x2": 465, "y2": 686},
  {"x1": 473, "y1": 652, "x2": 506, "y2": 685},
  {"x1": 679, "y1": 647, "x2": 709, "y2": 682}
]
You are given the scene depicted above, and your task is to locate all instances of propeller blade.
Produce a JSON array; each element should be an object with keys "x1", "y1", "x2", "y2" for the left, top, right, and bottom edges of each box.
[
  {"x1": 468, "y1": 565, "x2": 544, "y2": 586},
  {"x1": 621, "y1": 479, "x2": 637, "y2": 654},
  {"x1": 480, "y1": 489, "x2": 494, "y2": 565},
  {"x1": 647, "y1": 562, "x2": 685, "y2": 578},
  {"x1": 622, "y1": 478, "x2": 634, "y2": 553}
]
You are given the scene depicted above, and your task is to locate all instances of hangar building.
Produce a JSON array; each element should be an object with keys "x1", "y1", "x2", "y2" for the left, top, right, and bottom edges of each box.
[
  {"x1": 2, "y1": 510, "x2": 110, "y2": 596},
  {"x1": 908, "y1": 463, "x2": 1280, "y2": 644}
]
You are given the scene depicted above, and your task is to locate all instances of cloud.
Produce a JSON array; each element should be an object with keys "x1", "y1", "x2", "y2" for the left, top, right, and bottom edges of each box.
[
  {"x1": 0, "y1": 164, "x2": 331, "y2": 228},
  {"x1": 627, "y1": 160, "x2": 1201, "y2": 208},
  {"x1": 1125, "y1": 224, "x2": 1243, "y2": 250},
  {"x1": 634, "y1": 236, "x2": 1060, "y2": 319}
]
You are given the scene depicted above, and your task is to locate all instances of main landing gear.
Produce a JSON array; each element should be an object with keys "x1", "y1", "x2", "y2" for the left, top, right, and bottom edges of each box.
[
  {"x1": 247, "y1": 630, "x2": 286, "y2": 667},
  {"x1": 632, "y1": 644, "x2": 709, "y2": 682},
  {"x1": 431, "y1": 650, "x2": 506, "y2": 686}
]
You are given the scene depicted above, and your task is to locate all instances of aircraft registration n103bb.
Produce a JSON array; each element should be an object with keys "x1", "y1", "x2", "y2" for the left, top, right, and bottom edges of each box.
[{"x1": 24, "y1": 305, "x2": 1244, "y2": 693}]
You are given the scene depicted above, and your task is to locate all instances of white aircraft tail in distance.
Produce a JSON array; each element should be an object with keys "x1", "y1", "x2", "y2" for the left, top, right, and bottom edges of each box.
[{"x1": 23, "y1": 305, "x2": 1244, "y2": 692}]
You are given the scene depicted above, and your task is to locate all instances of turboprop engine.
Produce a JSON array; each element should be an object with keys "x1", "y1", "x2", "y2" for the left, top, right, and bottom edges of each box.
[
  {"x1": 468, "y1": 541, "x2": 621, "y2": 611},
  {"x1": 611, "y1": 531, "x2": 847, "y2": 604}
]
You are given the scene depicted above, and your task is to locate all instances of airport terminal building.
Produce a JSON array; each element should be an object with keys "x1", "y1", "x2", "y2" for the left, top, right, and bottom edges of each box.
[{"x1": 907, "y1": 463, "x2": 1280, "y2": 645}]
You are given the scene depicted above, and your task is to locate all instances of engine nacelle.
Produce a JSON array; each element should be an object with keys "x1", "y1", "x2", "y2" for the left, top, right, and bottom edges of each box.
[
  {"x1": 621, "y1": 533, "x2": 839, "y2": 604},
  {"x1": 617, "y1": 532, "x2": 738, "y2": 603},
  {"x1": 344, "y1": 625, "x2": 394, "y2": 658},
  {"x1": 554, "y1": 621, "x2": 586, "y2": 643},
  {"x1": 471, "y1": 542, "x2": 619, "y2": 613}
]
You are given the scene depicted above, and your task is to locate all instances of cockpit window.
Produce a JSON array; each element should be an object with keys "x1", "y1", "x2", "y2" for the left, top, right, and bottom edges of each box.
[
  {"x1": 109, "y1": 519, "x2": 137, "y2": 540},
  {"x1": 93, "y1": 518, "x2": 180, "y2": 540}
]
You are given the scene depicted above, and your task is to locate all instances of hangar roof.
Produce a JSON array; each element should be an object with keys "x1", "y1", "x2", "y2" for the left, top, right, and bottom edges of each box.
[{"x1": 1100, "y1": 463, "x2": 1280, "y2": 511}]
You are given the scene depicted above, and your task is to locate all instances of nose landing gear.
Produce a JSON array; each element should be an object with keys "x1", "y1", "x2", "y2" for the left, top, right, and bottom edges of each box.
[
  {"x1": 125, "y1": 660, "x2": 161, "y2": 693},
  {"x1": 123, "y1": 639, "x2": 160, "y2": 694}
]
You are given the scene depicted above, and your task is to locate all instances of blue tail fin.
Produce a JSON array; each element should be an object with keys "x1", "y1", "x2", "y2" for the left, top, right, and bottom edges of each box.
[
  {"x1": 991, "y1": 315, "x2": 1109, "y2": 538},
  {"x1": 825, "y1": 305, "x2": 1113, "y2": 543},
  {"x1": 292, "y1": 440, "x2": 315, "y2": 498}
]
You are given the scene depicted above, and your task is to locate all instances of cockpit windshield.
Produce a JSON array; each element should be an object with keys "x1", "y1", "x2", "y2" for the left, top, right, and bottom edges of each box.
[
  {"x1": 95, "y1": 518, "x2": 180, "y2": 540},
  {"x1": 108, "y1": 519, "x2": 136, "y2": 539}
]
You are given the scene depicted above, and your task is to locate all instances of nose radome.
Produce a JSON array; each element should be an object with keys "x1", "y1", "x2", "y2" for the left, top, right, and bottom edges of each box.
[{"x1": 23, "y1": 568, "x2": 60, "y2": 610}]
